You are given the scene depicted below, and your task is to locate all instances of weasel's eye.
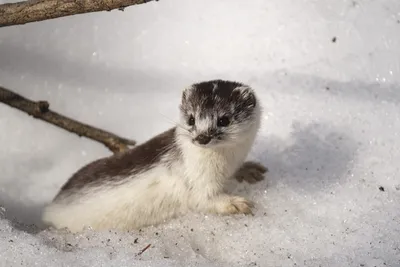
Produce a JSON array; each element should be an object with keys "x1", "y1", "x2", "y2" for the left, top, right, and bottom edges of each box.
[
  {"x1": 188, "y1": 115, "x2": 195, "y2": 126},
  {"x1": 217, "y1": 116, "x2": 230, "y2": 127}
]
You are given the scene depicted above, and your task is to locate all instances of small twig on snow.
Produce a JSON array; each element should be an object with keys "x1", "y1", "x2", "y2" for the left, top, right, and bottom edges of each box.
[{"x1": 137, "y1": 243, "x2": 151, "y2": 256}]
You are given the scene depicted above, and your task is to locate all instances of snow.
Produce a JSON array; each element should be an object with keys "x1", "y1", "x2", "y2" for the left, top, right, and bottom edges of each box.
[{"x1": 1, "y1": 0, "x2": 400, "y2": 266}]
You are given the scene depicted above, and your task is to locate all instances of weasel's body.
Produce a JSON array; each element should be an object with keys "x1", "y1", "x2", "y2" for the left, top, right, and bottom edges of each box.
[{"x1": 42, "y1": 80, "x2": 266, "y2": 233}]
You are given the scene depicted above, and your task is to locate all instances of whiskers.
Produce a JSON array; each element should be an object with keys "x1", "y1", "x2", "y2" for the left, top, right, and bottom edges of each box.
[
  {"x1": 158, "y1": 111, "x2": 192, "y2": 144},
  {"x1": 175, "y1": 124, "x2": 191, "y2": 134},
  {"x1": 158, "y1": 112, "x2": 190, "y2": 134}
]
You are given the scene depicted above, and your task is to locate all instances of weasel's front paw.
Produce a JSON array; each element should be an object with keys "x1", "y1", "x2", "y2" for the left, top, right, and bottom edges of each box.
[
  {"x1": 235, "y1": 161, "x2": 268, "y2": 184},
  {"x1": 214, "y1": 196, "x2": 254, "y2": 215}
]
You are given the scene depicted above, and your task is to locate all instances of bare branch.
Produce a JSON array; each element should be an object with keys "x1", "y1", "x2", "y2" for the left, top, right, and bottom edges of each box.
[
  {"x1": 0, "y1": 0, "x2": 156, "y2": 28},
  {"x1": 0, "y1": 86, "x2": 136, "y2": 154}
]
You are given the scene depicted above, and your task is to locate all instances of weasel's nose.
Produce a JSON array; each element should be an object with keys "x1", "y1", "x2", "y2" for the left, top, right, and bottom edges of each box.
[{"x1": 194, "y1": 134, "x2": 211, "y2": 145}]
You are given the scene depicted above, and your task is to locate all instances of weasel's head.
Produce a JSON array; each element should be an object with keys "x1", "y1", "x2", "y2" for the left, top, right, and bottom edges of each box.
[{"x1": 177, "y1": 79, "x2": 261, "y2": 148}]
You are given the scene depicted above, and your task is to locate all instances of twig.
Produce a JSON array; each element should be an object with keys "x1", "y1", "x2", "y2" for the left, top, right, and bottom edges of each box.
[
  {"x1": 137, "y1": 244, "x2": 151, "y2": 256},
  {"x1": 0, "y1": 86, "x2": 136, "y2": 154},
  {"x1": 0, "y1": 0, "x2": 156, "y2": 28}
]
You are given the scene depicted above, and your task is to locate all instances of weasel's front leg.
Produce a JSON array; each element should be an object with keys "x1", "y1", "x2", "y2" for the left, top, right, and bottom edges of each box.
[
  {"x1": 204, "y1": 194, "x2": 255, "y2": 215},
  {"x1": 234, "y1": 161, "x2": 268, "y2": 184}
]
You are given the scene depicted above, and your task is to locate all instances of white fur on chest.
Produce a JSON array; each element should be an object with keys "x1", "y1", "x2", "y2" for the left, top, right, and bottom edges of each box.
[{"x1": 180, "y1": 137, "x2": 254, "y2": 203}]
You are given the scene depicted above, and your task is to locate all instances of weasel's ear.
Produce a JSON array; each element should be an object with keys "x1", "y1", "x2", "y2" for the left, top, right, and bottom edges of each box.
[
  {"x1": 180, "y1": 86, "x2": 193, "y2": 114},
  {"x1": 181, "y1": 86, "x2": 192, "y2": 103},
  {"x1": 232, "y1": 86, "x2": 256, "y2": 109}
]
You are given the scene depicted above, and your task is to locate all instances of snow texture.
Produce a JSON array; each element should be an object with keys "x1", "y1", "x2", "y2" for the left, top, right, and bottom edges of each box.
[{"x1": 1, "y1": 0, "x2": 400, "y2": 266}]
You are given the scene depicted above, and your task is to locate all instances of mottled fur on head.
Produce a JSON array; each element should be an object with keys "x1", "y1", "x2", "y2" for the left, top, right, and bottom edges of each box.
[{"x1": 178, "y1": 79, "x2": 261, "y2": 147}]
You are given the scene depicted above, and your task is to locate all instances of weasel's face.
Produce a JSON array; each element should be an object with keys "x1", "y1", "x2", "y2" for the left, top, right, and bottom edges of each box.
[{"x1": 178, "y1": 80, "x2": 260, "y2": 148}]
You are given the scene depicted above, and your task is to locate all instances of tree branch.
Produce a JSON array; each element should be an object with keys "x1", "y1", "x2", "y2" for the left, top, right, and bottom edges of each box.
[
  {"x1": 0, "y1": 0, "x2": 156, "y2": 28},
  {"x1": 0, "y1": 86, "x2": 136, "y2": 154}
]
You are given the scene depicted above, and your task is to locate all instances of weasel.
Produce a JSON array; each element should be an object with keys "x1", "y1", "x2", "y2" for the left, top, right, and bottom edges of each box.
[{"x1": 42, "y1": 79, "x2": 267, "y2": 233}]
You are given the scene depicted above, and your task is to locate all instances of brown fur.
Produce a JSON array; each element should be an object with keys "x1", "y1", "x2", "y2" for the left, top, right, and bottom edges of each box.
[{"x1": 54, "y1": 127, "x2": 178, "y2": 200}]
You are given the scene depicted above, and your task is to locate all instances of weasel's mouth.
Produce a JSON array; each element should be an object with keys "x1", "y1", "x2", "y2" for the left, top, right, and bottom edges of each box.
[
  {"x1": 192, "y1": 134, "x2": 225, "y2": 147},
  {"x1": 193, "y1": 134, "x2": 212, "y2": 145}
]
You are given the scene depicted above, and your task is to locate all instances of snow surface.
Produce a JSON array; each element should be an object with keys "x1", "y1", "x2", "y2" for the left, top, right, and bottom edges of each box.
[{"x1": 1, "y1": 0, "x2": 400, "y2": 266}]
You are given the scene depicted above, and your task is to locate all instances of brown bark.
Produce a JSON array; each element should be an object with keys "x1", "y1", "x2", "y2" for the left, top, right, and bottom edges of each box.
[
  {"x1": 0, "y1": 86, "x2": 136, "y2": 154},
  {"x1": 0, "y1": 0, "x2": 155, "y2": 27}
]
